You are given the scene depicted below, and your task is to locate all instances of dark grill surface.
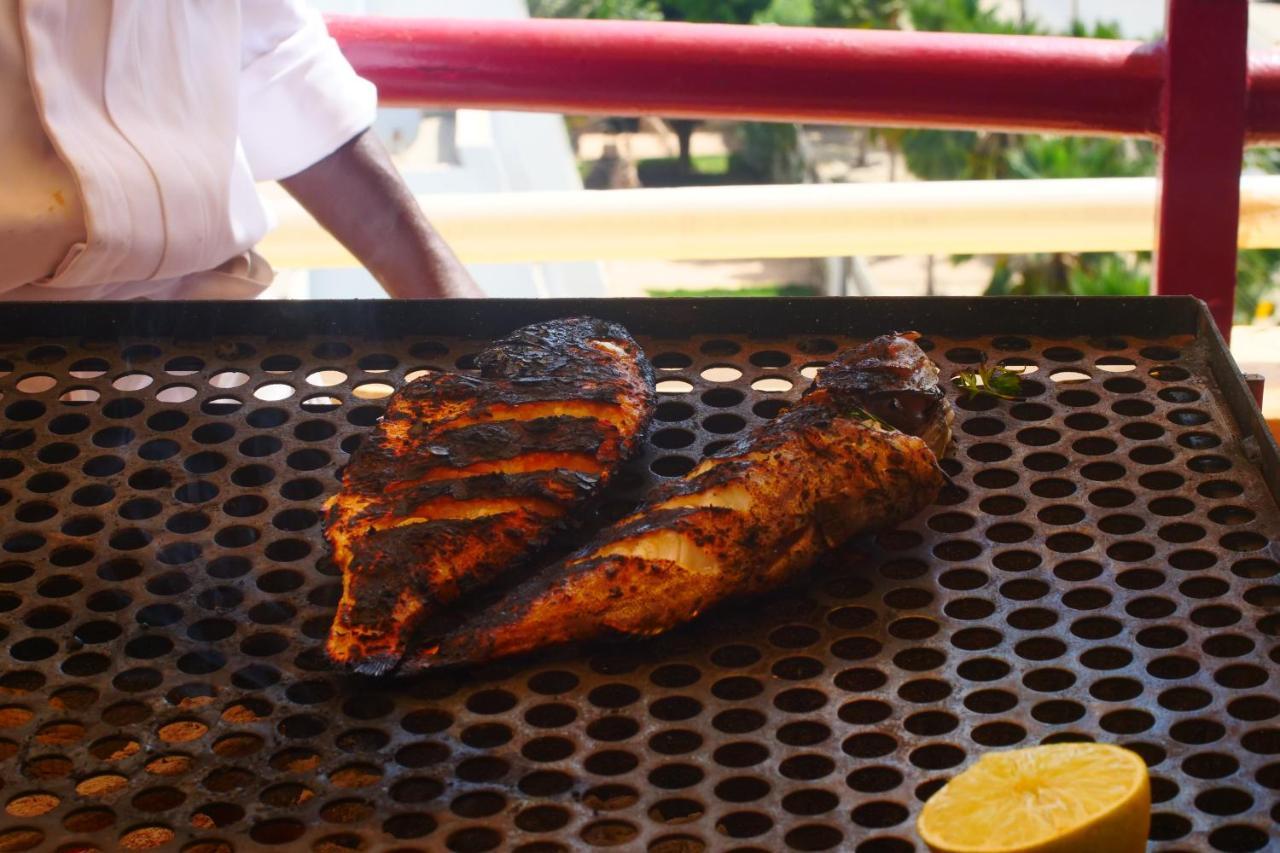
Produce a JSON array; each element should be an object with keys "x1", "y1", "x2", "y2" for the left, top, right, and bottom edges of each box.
[{"x1": 0, "y1": 311, "x2": 1277, "y2": 852}]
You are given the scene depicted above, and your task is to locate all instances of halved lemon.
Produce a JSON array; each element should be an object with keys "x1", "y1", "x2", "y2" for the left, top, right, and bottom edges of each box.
[{"x1": 917, "y1": 743, "x2": 1150, "y2": 853}]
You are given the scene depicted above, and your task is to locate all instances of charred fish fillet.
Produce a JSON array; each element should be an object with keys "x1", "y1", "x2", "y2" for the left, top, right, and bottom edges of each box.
[
  {"x1": 410, "y1": 332, "x2": 953, "y2": 669},
  {"x1": 324, "y1": 317, "x2": 655, "y2": 674}
]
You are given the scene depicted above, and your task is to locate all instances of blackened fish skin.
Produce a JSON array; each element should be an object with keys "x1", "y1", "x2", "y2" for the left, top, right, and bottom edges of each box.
[
  {"x1": 324, "y1": 317, "x2": 655, "y2": 675},
  {"x1": 411, "y1": 332, "x2": 952, "y2": 669}
]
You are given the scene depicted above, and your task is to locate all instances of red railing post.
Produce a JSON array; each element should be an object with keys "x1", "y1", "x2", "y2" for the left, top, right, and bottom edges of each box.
[{"x1": 1154, "y1": 0, "x2": 1249, "y2": 337}]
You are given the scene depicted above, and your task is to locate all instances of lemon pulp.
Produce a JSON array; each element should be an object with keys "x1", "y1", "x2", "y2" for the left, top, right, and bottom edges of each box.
[{"x1": 917, "y1": 743, "x2": 1150, "y2": 853}]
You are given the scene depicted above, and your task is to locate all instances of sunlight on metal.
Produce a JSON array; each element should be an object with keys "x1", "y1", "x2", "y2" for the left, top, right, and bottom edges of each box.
[{"x1": 258, "y1": 175, "x2": 1280, "y2": 267}]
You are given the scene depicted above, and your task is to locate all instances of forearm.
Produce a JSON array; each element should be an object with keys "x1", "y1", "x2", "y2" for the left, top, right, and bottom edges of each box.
[{"x1": 280, "y1": 129, "x2": 482, "y2": 298}]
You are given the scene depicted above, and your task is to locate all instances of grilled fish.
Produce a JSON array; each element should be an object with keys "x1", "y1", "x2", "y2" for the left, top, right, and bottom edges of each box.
[
  {"x1": 324, "y1": 317, "x2": 655, "y2": 674},
  {"x1": 409, "y1": 332, "x2": 953, "y2": 668}
]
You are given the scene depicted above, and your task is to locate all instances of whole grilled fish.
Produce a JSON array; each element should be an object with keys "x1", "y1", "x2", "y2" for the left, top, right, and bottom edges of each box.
[
  {"x1": 324, "y1": 317, "x2": 655, "y2": 674},
  {"x1": 409, "y1": 332, "x2": 952, "y2": 669}
]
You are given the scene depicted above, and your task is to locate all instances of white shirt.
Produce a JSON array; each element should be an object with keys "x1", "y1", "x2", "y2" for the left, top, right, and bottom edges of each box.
[{"x1": 0, "y1": 0, "x2": 377, "y2": 299}]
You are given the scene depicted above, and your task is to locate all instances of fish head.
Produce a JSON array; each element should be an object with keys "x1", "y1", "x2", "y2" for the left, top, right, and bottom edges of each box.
[{"x1": 807, "y1": 332, "x2": 954, "y2": 457}]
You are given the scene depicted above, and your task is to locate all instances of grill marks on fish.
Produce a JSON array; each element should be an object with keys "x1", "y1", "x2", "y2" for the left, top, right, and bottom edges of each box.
[
  {"x1": 347, "y1": 400, "x2": 630, "y2": 485},
  {"x1": 411, "y1": 332, "x2": 953, "y2": 669},
  {"x1": 324, "y1": 317, "x2": 655, "y2": 674},
  {"x1": 419, "y1": 416, "x2": 616, "y2": 465}
]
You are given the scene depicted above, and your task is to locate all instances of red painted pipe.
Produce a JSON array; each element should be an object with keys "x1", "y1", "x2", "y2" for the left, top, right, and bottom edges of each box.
[
  {"x1": 1155, "y1": 0, "x2": 1248, "y2": 338},
  {"x1": 1248, "y1": 53, "x2": 1280, "y2": 144},
  {"x1": 328, "y1": 16, "x2": 1164, "y2": 136}
]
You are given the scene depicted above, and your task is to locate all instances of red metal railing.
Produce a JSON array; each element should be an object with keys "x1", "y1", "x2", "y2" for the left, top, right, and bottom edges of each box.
[
  {"x1": 330, "y1": 19, "x2": 1164, "y2": 135},
  {"x1": 1156, "y1": 0, "x2": 1248, "y2": 333},
  {"x1": 328, "y1": 0, "x2": 1269, "y2": 336}
]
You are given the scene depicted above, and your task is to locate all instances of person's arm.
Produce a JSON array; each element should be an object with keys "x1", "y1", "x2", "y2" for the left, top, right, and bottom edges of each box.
[
  {"x1": 238, "y1": 0, "x2": 481, "y2": 298},
  {"x1": 280, "y1": 129, "x2": 481, "y2": 298}
]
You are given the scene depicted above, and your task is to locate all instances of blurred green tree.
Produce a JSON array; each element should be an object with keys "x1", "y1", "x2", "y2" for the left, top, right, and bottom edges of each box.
[
  {"x1": 1069, "y1": 253, "x2": 1150, "y2": 297},
  {"x1": 1237, "y1": 149, "x2": 1280, "y2": 323},
  {"x1": 531, "y1": 0, "x2": 770, "y2": 175},
  {"x1": 1234, "y1": 248, "x2": 1280, "y2": 323},
  {"x1": 811, "y1": 0, "x2": 902, "y2": 28},
  {"x1": 753, "y1": 0, "x2": 813, "y2": 25},
  {"x1": 896, "y1": 10, "x2": 1158, "y2": 300},
  {"x1": 527, "y1": 0, "x2": 659, "y2": 18},
  {"x1": 657, "y1": 0, "x2": 771, "y2": 20},
  {"x1": 737, "y1": 122, "x2": 804, "y2": 182},
  {"x1": 908, "y1": 0, "x2": 1031, "y2": 33},
  {"x1": 658, "y1": 0, "x2": 772, "y2": 174}
]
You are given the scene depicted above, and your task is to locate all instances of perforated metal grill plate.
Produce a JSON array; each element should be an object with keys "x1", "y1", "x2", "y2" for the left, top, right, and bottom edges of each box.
[{"x1": 0, "y1": 300, "x2": 1277, "y2": 853}]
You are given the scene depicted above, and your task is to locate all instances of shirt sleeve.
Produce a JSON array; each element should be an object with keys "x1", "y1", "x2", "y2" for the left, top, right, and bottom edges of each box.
[{"x1": 238, "y1": 0, "x2": 378, "y2": 181}]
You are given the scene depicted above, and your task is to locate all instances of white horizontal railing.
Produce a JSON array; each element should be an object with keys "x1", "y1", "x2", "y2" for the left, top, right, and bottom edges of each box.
[{"x1": 258, "y1": 175, "x2": 1280, "y2": 266}]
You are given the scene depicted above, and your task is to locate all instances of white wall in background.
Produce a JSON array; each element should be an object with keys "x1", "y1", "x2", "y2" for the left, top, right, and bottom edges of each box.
[{"x1": 268, "y1": 0, "x2": 606, "y2": 299}]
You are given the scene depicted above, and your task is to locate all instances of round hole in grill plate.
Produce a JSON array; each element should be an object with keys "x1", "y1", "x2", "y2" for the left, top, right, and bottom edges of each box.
[
  {"x1": 899, "y1": 712, "x2": 957, "y2": 740},
  {"x1": 971, "y1": 721, "x2": 1028, "y2": 748},
  {"x1": 1105, "y1": 373, "x2": 1146, "y2": 394},
  {"x1": 650, "y1": 455, "x2": 695, "y2": 477},
  {"x1": 1163, "y1": 724, "x2": 1226, "y2": 759},
  {"x1": 846, "y1": 765, "x2": 904, "y2": 794},
  {"x1": 175, "y1": 473, "x2": 220, "y2": 502},
  {"x1": 700, "y1": 365, "x2": 742, "y2": 383}
]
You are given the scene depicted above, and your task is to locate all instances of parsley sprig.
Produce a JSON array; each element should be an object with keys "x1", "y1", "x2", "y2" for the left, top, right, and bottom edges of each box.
[
  {"x1": 954, "y1": 360, "x2": 1024, "y2": 401},
  {"x1": 847, "y1": 405, "x2": 896, "y2": 431}
]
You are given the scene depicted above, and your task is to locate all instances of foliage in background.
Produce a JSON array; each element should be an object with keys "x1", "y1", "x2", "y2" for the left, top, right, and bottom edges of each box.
[
  {"x1": 906, "y1": 0, "x2": 1030, "y2": 33},
  {"x1": 527, "y1": 0, "x2": 659, "y2": 18},
  {"x1": 1240, "y1": 149, "x2": 1280, "y2": 322},
  {"x1": 753, "y1": 0, "x2": 812, "y2": 25},
  {"x1": 737, "y1": 122, "x2": 805, "y2": 183},
  {"x1": 900, "y1": 130, "x2": 1016, "y2": 181},
  {"x1": 1236, "y1": 249, "x2": 1280, "y2": 323},
  {"x1": 1068, "y1": 253, "x2": 1150, "y2": 297},
  {"x1": 984, "y1": 252, "x2": 1150, "y2": 297},
  {"x1": 646, "y1": 283, "x2": 820, "y2": 297},
  {"x1": 898, "y1": 133, "x2": 1157, "y2": 297},
  {"x1": 537, "y1": 0, "x2": 1278, "y2": 320},
  {"x1": 660, "y1": 0, "x2": 773, "y2": 174},
  {"x1": 657, "y1": 0, "x2": 771, "y2": 21},
  {"x1": 893, "y1": 8, "x2": 1159, "y2": 302},
  {"x1": 639, "y1": 154, "x2": 765, "y2": 186},
  {"x1": 810, "y1": 0, "x2": 902, "y2": 28},
  {"x1": 533, "y1": 0, "x2": 772, "y2": 176},
  {"x1": 745, "y1": 0, "x2": 1190, "y2": 304},
  {"x1": 1007, "y1": 136, "x2": 1156, "y2": 180}
]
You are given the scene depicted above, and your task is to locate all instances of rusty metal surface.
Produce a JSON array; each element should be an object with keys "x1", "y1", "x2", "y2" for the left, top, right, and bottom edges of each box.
[{"x1": 0, "y1": 320, "x2": 1277, "y2": 852}]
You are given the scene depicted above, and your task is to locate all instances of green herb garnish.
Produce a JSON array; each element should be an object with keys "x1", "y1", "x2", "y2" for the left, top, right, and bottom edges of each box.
[
  {"x1": 848, "y1": 406, "x2": 897, "y2": 431},
  {"x1": 955, "y1": 360, "x2": 1024, "y2": 401}
]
